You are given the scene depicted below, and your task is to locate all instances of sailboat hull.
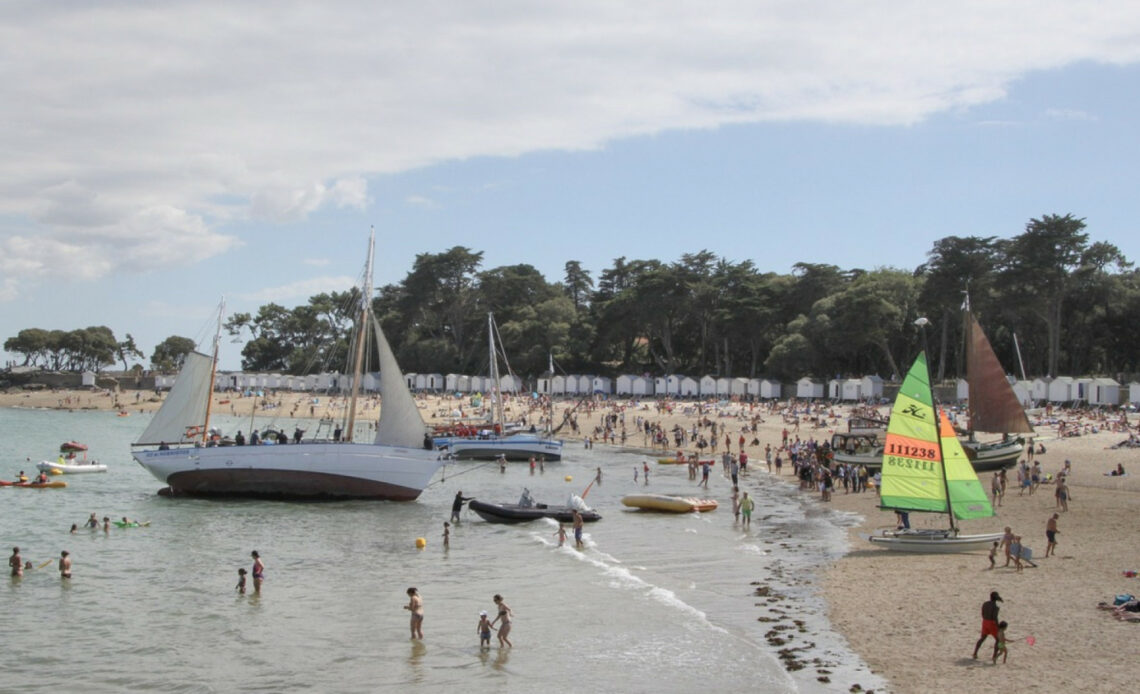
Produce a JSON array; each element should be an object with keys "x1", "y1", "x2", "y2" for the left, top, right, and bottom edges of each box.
[
  {"x1": 866, "y1": 530, "x2": 1004, "y2": 553},
  {"x1": 446, "y1": 436, "x2": 563, "y2": 461},
  {"x1": 133, "y1": 443, "x2": 443, "y2": 500},
  {"x1": 832, "y1": 437, "x2": 1021, "y2": 472}
]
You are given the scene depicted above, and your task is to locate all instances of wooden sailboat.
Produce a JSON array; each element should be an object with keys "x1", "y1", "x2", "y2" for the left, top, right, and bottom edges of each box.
[
  {"x1": 867, "y1": 351, "x2": 1002, "y2": 552},
  {"x1": 959, "y1": 309, "x2": 1034, "y2": 467},
  {"x1": 130, "y1": 230, "x2": 444, "y2": 500}
]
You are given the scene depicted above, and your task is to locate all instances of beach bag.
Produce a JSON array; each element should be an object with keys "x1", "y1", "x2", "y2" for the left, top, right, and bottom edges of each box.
[{"x1": 1113, "y1": 594, "x2": 1134, "y2": 606}]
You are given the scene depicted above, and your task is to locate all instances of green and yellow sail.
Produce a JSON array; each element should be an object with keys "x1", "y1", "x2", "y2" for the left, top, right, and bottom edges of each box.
[{"x1": 879, "y1": 351, "x2": 993, "y2": 520}]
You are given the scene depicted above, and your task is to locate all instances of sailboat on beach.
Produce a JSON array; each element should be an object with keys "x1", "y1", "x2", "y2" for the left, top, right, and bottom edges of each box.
[
  {"x1": 445, "y1": 313, "x2": 563, "y2": 461},
  {"x1": 130, "y1": 231, "x2": 445, "y2": 500},
  {"x1": 867, "y1": 351, "x2": 1003, "y2": 552},
  {"x1": 959, "y1": 307, "x2": 1034, "y2": 467}
]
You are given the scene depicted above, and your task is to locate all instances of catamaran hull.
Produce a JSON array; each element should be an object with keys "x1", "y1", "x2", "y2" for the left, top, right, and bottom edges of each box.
[
  {"x1": 834, "y1": 439, "x2": 1021, "y2": 473},
  {"x1": 446, "y1": 437, "x2": 563, "y2": 461},
  {"x1": 133, "y1": 443, "x2": 443, "y2": 500},
  {"x1": 866, "y1": 530, "x2": 1004, "y2": 553}
]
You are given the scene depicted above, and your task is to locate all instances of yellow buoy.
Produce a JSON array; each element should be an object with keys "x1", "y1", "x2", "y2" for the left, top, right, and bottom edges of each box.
[
  {"x1": 415, "y1": 537, "x2": 426, "y2": 549},
  {"x1": 564, "y1": 475, "x2": 572, "y2": 482}
]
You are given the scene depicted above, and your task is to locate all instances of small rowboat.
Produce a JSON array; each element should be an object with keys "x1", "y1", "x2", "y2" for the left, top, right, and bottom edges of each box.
[
  {"x1": 0, "y1": 480, "x2": 68, "y2": 489},
  {"x1": 621, "y1": 494, "x2": 718, "y2": 513}
]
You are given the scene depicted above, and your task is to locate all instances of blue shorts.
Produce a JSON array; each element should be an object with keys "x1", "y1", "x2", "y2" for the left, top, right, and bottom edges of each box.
[{"x1": 574, "y1": 528, "x2": 583, "y2": 541}]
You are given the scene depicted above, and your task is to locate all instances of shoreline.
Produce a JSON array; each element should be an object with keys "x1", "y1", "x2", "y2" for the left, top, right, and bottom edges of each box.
[{"x1": 4, "y1": 388, "x2": 1139, "y2": 692}]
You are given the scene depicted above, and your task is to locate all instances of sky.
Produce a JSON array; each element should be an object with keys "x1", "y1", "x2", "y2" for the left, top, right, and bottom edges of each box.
[{"x1": 3, "y1": 1, "x2": 1140, "y2": 371}]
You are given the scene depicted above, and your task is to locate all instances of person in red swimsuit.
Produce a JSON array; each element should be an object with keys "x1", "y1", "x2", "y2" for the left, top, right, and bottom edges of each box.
[{"x1": 972, "y1": 591, "x2": 1002, "y2": 659}]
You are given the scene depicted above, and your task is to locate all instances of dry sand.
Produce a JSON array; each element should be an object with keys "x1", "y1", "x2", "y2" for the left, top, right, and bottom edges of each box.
[{"x1": 5, "y1": 385, "x2": 1139, "y2": 692}]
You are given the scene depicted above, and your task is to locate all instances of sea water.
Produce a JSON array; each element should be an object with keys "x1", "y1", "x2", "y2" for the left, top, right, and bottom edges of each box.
[{"x1": 0, "y1": 407, "x2": 885, "y2": 693}]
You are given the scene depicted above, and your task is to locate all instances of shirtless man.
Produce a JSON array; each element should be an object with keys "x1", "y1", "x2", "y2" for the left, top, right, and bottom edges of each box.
[
  {"x1": 972, "y1": 592, "x2": 1002, "y2": 659},
  {"x1": 9, "y1": 547, "x2": 22, "y2": 577},
  {"x1": 572, "y1": 510, "x2": 584, "y2": 549},
  {"x1": 59, "y1": 550, "x2": 72, "y2": 579},
  {"x1": 1045, "y1": 513, "x2": 1059, "y2": 557},
  {"x1": 404, "y1": 587, "x2": 424, "y2": 639}
]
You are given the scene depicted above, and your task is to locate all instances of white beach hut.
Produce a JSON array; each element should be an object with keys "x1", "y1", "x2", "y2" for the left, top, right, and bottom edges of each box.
[
  {"x1": 500, "y1": 374, "x2": 522, "y2": 393},
  {"x1": 455, "y1": 375, "x2": 471, "y2": 393},
  {"x1": 760, "y1": 379, "x2": 781, "y2": 399},
  {"x1": 665, "y1": 375, "x2": 682, "y2": 396},
  {"x1": 404, "y1": 373, "x2": 418, "y2": 390},
  {"x1": 1047, "y1": 376, "x2": 1074, "y2": 403},
  {"x1": 654, "y1": 376, "x2": 668, "y2": 396},
  {"x1": 1073, "y1": 377, "x2": 1094, "y2": 403},
  {"x1": 796, "y1": 377, "x2": 824, "y2": 399},
  {"x1": 841, "y1": 379, "x2": 862, "y2": 401},
  {"x1": 1031, "y1": 377, "x2": 1050, "y2": 402},
  {"x1": 362, "y1": 373, "x2": 380, "y2": 392},
  {"x1": 716, "y1": 377, "x2": 733, "y2": 397},
  {"x1": 680, "y1": 377, "x2": 699, "y2": 397},
  {"x1": 423, "y1": 373, "x2": 444, "y2": 391},
  {"x1": 81, "y1": 370, "x2": 96, "y2": 387},
  {"x1": 731, "y1": 377, "x2": 748, "y2": 396},
  {"x1": 577, "y1": 376, "x2": 593, "y2": 394},
  {"x1": 550, "y1": 375, "x2": 566, "y2": 395},
  {"x1": 445, "y1": 374, "x2": 461, "y2": 392},
  {"x1": 699, "y1": 375, "x2": 718, "y2": 397},
  {"x1": 827, "y1": 378, "x2": 843, "y2": 400},
  {"x1": 616, "y1": 375, "x2": 636, "y2": 396},
  {"x1": 1090, "y1": 377, "x2": 1120, "y2": 406},
  {"x1": 747, "y1": 379, "x2": 762, "y2": 398},
  {"x1": 1012, "y1": 380, "x2": 1032, "y2": 407},
  {"x1": 860, "y1": 375, "x2": 884, "y2": 400},
  {"x1": 956, "y1": 378, "x2": 970, "y2": 402},
  {"x1": 632, "y1": 376, "x2": 653, "y2": 396},
  {"x1": 564, "y1": 375, "x2": 580, "y2": 395},
  {"x1": 536, "y1": 376, "x2": 551, "y2": 395},
  {"x1": 592, "y1": 376, "x2": 612, "y2": 394},
  {"x1": 1129, "y1": 383, "x2": 1140, "y2": 406}
]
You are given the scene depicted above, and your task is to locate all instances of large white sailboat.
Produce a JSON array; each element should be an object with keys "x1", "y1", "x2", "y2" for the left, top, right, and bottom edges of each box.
[
  {"x1": 130, "y1": 232, "x2": 444, "y2": 500},
  {"x1": 445, "y1": 313, "x2": 563, "y2": 461}
]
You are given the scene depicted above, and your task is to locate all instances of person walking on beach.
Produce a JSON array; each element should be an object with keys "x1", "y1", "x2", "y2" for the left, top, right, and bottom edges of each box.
[
  {"x1": 1045, "y1": 514, "x2": 1059, "y2": 557},
  {"x1": 58, "y1": 550, "x2": 71, "y2": 579},
  {"x1": 451, "y1": 491, "x2": 474, "y2": 522},
  {"x1": 10, "y1": 547, "x2": 23, "y2": 577},
  {"x1": 251, "y1": 551, "x2": 265, "y2": 594},
  {"x1": 572, "y1": 510, "x2": 584, "y2": 549},
  {"x1": 1001, "y1": 527, "x2": 1014, "y2": 567},
  {"x1": 739, "y1": 492, "x2": 755, "y2": 528},
  {"x1": 491, "y1": 594, "x2": 513, "y2": 647},
  {"x1": 993, "y1": 620, "x2": 1009, "y2": 664},
  {"x1": 405, "y1": 587, "x2": 424, "y2": 639},
  {"x1": 972, "y1": 591, "x2": 1002, "y2": 660},
  {"x1": 1055, "y1": 478, "x2": 1070, "y2": 512}
]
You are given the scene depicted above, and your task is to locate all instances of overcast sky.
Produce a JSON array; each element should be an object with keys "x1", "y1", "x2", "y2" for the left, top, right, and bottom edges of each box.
[{"x1": 3, "y1": 1, "x2": 1139, "y2": 370}]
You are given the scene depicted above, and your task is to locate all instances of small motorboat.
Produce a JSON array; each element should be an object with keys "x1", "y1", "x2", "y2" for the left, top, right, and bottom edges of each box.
[
  {"x1": 36, "y1": 442, "x2": 107, "y2": 474},
  {"x1": 468, "y1": 489, "x2": 601, "y2": 524},
  {"x1": 621, "y1": 494, "x2": 718, "y2": 513}
]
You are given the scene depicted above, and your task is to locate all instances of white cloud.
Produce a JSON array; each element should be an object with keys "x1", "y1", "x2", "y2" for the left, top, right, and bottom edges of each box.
[
  {"x1": 1044, "y1": 108, "x2": 1097, "y2": 121},
  {"x1": 303, "y1": 258, "x2": 332, "y2": 267},
  {"x1": 238, "y1": 276, "x2": 358, "y2": 303},
  {"x1": 405, "y1": 195, "x2": 437, "y2": 208},
  {"x1": 2, "y1": 1, "x2": 1140, "y2": 299}
]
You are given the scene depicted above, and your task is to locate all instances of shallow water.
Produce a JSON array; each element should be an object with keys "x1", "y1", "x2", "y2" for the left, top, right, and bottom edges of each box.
[{"x1": 1, "y1": 407, "x2": 884, "y2": 693}]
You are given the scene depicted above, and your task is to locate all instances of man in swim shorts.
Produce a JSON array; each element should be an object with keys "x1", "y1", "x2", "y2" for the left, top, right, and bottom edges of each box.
[
  {"x1": 1045, "y1": 513, "x2": 1059, "y2": 557},
  {"x1": 572, "y1": 510, "x2": 584, "y2": 549},
  {"x1": 972, "y1": 591, "x2": 1002, "y2": 660}
]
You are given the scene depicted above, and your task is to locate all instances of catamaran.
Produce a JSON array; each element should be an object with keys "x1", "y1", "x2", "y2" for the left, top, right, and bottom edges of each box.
[
  {"x1": 130, "y1": 231, "x2": 445, "y2": 500},
  {"x1": 445, "y1": 313, "x2": 563, "y2": 461},
  {"x1": 867, "y1": 351, "x2": 1002, "y2": 552}
]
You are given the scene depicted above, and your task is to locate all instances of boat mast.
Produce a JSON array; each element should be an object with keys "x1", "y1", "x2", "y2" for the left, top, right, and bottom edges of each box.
[
  {"x1": 916, "y1": 316, "x2": 956, "y2": 532},
  {"x1": 201, "y1": 297, "x2": 225, "y2": 444},
  {"x1": 488, "y1": 312, "x2": 504, "y2": 433},
  {"x1": 345, "y1": 229, "x2": 375, "y2": 443}
]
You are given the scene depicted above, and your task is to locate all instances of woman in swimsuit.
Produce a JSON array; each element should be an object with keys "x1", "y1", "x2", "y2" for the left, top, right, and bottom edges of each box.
[
  {"x1": 405, "y1": 587, "x2": 424, "y2": 639},
  {"x1": 251, "y1": 551, "x2": 265, "y2": 594},
  {"x1": 491, "y1": 594, "x2": 513, "y2": 647}
]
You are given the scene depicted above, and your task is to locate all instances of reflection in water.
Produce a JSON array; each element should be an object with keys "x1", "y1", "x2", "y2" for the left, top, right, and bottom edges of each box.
[
  {"x1": 492, "y1": 647, "x2": 509, "y2": 672},
  {"x1": 407, "y1": 640, "x2": 426, "y2": 683}
]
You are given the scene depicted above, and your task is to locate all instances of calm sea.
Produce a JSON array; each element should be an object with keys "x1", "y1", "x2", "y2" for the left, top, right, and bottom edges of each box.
[{"x1": 0, "y1": 407, "x2": 884, "y2": 693}]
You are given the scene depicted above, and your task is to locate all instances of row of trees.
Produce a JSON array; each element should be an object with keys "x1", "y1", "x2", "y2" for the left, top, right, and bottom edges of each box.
[
  {"x1": 7, "y1": 214, "x2": 1138, "y2": 380},
  {"x1": 4, "y1": 328, "x2": 196, "y2": 374}
]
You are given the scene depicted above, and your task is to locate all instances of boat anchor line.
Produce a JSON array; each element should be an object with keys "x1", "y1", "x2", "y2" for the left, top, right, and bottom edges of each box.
[{"x1": 429, "y1": 461, "x2": 495, "y2": 487}]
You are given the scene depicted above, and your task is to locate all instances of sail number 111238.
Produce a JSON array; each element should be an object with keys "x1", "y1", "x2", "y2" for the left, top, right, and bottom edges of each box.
[{"x1": 886, "y1": 442, "x2": 937, "y2": 460}]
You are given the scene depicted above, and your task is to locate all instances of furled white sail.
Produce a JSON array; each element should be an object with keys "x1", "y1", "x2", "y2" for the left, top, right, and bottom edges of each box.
[
  {"x1": 135, "y1": 351, "x2": 214, "y2": 445},
  {"x1": 372, "y1": 320, "x2": 427, "y2": 448}
]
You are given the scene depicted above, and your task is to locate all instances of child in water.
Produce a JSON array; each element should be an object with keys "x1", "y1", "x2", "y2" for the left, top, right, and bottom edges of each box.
[
  {"x1": 554, "y1": 524, "x2": 567, "y2": 547},
  {"x1": 993, "y1": 621, "x2": 1009, "y2": 664},
  {"x1": 236, "y1": 568, "x2": 247, "y2": 594},
  {"x1": 477, "y1": 610, "x2": 495, "y2": 649},
  {"x1": 442, "y1": 522, "x2": 450, "y2": 549}
]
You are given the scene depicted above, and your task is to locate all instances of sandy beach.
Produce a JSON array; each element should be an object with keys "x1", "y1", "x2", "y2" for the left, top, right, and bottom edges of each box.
[{"x1": 5, "y1": 385, "x2": 1139, "y2": 693}]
